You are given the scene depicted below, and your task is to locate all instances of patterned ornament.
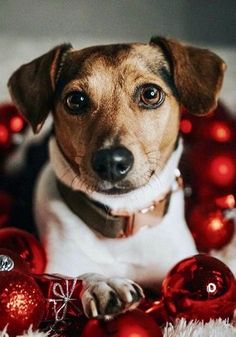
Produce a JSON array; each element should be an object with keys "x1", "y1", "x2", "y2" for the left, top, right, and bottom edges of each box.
[
  {"x1": 33, "y1": 273, "x2": 83, "y2": 323},
  {"x1": 162, "y1": 254, "x2": 236, "y2": 322},
  {"x1": 0, "y1": 270, "x2": 46, "y2": 336},
  {"x1": 81, "y1": 310, "x2": 163, "y2": 337},
  {"x1": 0, "y1": 227, "x2": 46, "y2": 273}
]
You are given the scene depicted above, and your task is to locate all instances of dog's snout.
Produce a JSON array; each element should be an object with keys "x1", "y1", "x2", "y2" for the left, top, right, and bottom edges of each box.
[{"x1": 91, "y1": 147, "x2": 134, "y2": 183}]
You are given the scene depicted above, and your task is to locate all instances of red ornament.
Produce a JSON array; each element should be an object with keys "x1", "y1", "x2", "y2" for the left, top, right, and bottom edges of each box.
[
  {"x1": 180, "y1": 102, "x2": 236, "y2": 143},
  {"x1": 187, "y1": 204, "x2": 235, "y2": 252},
  {"x1": 33, "y1": 273, "x2": 83, "y2": 322},
  {"x1": 81, "y1": 310, "x2": 163, "y2": 337},
  {"x1": 208, "y1": 154, "x2": 236, "y2": 187},
  {"x1": 0, "y1": 248, "x2": 30, "y2": 272},
  {"x1": 0, "y1": 102, "x2": 26, "y2": 150},
  {"x1": 210, "y1": 120, "x2": 232, "y2": 142},
  {"x1": 0, "y1": 124, "x2": 10, "y2": 147},
  {"x1": 144, "y1": 300, "x2": 169, "y2": 327},
  {"x1": 180, "y1": 118, "x2": 192, "y2": 134},
  {"x1": 0, "y1": 227, "x2": 46, "y2": 273},
  {"x1": 162, "y1": 254, "x2": 236, "y2": 322},
  {"x1": 0, "y1": 270, "x2": 45, "y2": 336},
  {"x1": 215, "y1": 194, "x2": 235, "y2": 209}
]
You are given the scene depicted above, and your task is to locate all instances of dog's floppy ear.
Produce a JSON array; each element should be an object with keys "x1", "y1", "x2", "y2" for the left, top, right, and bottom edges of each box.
[
  {"x1": 150, "y1": 36, "x2": 226, "y2": 115},
  {"x1": 8, "y1": 43, "x2": 72, "y2": 133}
]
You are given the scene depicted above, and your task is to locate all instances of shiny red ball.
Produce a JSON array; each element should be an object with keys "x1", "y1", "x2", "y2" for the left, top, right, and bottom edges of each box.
[
  {"x1": 188, "y1": 204, "x2": 235, "y2": 252},
  {"x1": 0, "y1": 103, "x2": 26, "y2": 149},
  {"x1": 162, "y1": 254, "x2": 236, "y2": 322},
  {"x1": 81, "y1": 310, "x2": 163, "y2": 337},
  {"x1": 144, "y1": 300, "x2": 169, "y2": 327},
  {"x1": 0, "y1": 227, "x2": 46, "y2": 273},
  {"x1": 0, "y1": 270, "x2": 45, "y2": 336},
  {"x1": 208, "y1": 154, "x2": 236, "y2": 187}
]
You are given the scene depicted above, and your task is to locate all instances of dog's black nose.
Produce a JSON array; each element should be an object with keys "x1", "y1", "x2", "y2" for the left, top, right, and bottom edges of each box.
[{"x1": 92, "y1": 147, "x2": 134, "y2": 183}]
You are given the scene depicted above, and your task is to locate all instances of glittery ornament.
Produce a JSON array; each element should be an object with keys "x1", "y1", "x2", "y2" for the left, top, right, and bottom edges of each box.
[
  {"x1": 81, "y1": 310, "x2": 163, "y2": 337},
  {"x1": 0, "y1": 227, "x2": 46, "y2": 273},
  {"x1": 162, "y1": 254, "x2": 236, "y2": 322},
  {"x1": 0, "y1": 270, "x2": 45, "y2": 336},
  {"x1": 188, "y1": 204, "x2": 235, "y2": 251}
]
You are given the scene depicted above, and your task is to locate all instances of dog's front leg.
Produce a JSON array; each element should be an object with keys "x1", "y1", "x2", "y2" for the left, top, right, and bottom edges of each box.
[{"x1": 78, "y1": 273, "x2": 144, "y2": 318}]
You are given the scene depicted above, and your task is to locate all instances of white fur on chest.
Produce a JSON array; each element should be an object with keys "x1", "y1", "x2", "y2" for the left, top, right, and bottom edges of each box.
[{"x1": 35, "y1": 163, "x2": 197, "y2": 288}]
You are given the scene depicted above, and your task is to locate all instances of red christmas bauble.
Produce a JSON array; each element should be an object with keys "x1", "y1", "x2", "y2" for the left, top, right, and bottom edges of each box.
[
  {"x1": 0, "y1": 248, "x2": 30, "y2": 272},
  {"x1": 81, "y1": 310, "x2": 163, "y2": 337},
  {"x1": 180, "y1": 102, "x2": 236, "y2": 143},
  {"x1": 208, "y1": 153, "x2": 236, "y2": 187},
  {"x1": 0, "y1": 102, "x2": 26, "y2": 150},
  {"x1": 144, "y1": 300, "x2": 169, "y2": 327},
  {"x1": 0, "y1": 270, "x2": 45, "y2": 336},
  {"x1": 187, "y1": 204, "x2": 235, "y2": 252},
  {"x1": 0, "y1": 227, "x2": 46, "y2": 273},
  {"x1": 162, "y1": 254, "x2": 236, "y2": 322}
]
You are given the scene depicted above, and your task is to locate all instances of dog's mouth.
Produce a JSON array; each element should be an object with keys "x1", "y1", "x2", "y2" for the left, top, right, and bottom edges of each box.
[{"x1": 98, "y1": 185, "x2": 136, "y2": 195}]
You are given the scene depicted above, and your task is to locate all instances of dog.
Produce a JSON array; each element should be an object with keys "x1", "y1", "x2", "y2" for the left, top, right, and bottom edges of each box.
[{"x1": 8, "y1": 36, "x2": 226, "y2": 319}]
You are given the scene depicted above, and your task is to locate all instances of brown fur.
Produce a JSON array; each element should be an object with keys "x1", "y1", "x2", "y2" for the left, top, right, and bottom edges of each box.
[
  {"x1": 8, "y1": 39, "x2": 225, "y2": 194},
  {"x1": 151, "y1": 36, "x2": 226, "y2": 114}
]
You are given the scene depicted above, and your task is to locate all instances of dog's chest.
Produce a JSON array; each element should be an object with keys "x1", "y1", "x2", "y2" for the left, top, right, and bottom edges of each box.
[{"x1": 35, "y1": 164, "x2": 197, "y2": 287}]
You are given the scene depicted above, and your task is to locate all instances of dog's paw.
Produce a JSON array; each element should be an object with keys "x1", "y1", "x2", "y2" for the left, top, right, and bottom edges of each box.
[{"x1": 79, "y1": 273, "x2": 144, "y2": 318}]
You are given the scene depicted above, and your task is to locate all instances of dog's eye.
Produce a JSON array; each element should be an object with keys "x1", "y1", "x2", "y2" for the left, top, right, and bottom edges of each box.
[
  {"x1": 65, "y1": 91, "x2": 88, "y2": 114},
  {"x1": 139, "y1": 85, "x2": 165, "y2": 108}
]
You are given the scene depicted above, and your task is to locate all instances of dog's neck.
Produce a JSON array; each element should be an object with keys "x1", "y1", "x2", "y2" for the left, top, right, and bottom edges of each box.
[{"x1": 49, "y1": 136, "x2": 183, "y2": 213}]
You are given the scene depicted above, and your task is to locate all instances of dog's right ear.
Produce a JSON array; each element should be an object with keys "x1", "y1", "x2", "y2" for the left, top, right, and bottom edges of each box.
[{"x1": 8, "y1": 43, "x2": 72, "y2": 134}]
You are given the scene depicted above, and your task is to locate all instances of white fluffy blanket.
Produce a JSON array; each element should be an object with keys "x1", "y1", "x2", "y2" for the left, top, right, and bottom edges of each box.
[{"x1": 1, "y1": 318, "x2": 236, "y2": 337}]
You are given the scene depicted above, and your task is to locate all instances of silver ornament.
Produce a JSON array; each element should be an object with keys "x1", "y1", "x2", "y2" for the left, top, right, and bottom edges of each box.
[{"x1": 0, "y1": 255, "x2": 14, "y2": 271}]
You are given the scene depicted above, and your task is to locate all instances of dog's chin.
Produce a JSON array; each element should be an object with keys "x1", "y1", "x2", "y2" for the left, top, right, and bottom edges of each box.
[
  {"x1": 100, "y1": 186, "x2": 136, "y2": 195},
  {"x1": 88, "y1": 179, "x2": 148, "y2": 195}
]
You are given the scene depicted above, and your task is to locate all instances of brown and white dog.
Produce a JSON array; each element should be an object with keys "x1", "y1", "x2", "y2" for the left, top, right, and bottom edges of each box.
[{"x1": 8, "y1": 37, "x2": 225, "y2": 319}]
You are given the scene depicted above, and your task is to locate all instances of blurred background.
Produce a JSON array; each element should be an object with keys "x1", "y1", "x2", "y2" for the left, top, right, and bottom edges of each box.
[{"x1": 0, "y1": 0, "x2": 236, "y2": 110}]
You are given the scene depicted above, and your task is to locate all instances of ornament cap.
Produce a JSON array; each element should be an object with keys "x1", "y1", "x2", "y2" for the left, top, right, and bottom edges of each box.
[{"x1": 0, "y1": 254, "x2": 14, "y2": 271}]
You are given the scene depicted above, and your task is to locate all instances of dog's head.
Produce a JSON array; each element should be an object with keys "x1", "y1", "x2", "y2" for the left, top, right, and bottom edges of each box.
[{"x1": 8, "y1": 37, "x2": 225, "y2": 195}]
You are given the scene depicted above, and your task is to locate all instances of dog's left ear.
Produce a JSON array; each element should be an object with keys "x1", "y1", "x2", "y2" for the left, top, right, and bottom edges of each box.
[
  {"x1": 8, "y1": 43, "x2": 72, "y2": 133},
  {"x1": 150, "y1": 36, "x2": 226, "y2": 115}
]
